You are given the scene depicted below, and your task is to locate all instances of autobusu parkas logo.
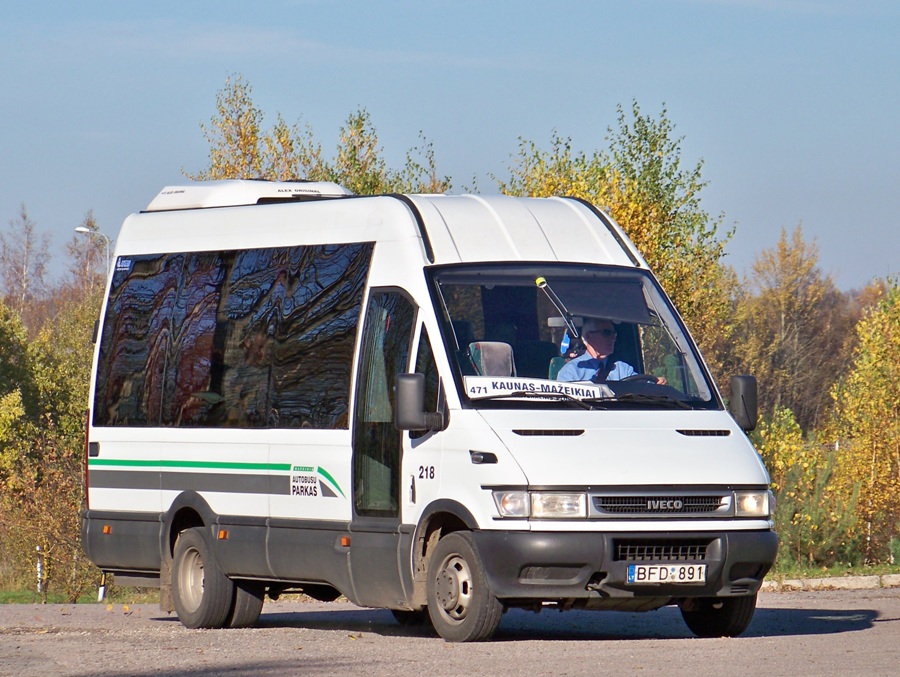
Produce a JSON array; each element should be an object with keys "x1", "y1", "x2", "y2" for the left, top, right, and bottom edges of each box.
[{"x1": 291, "y1": 466, "x2": 344, "y2": 498}]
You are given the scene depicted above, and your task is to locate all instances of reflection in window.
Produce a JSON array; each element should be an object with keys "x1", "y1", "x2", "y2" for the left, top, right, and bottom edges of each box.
[{"x1": 93, "y1": 243, "x2": 374, "y2": 429}]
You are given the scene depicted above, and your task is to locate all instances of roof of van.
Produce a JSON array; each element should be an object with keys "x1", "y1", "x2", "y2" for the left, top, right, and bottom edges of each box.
[
  {"x1": 406, "y1": 193, "x2": 645, "y2": 269},
  {"x1": 137, "y1": 180, "x2": 646, "y2": 269}
]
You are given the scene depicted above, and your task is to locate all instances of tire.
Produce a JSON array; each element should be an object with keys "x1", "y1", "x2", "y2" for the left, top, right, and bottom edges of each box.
[
  {"x1": 172, "y1": 527, "x2": 234, "y2": 629},
  {"x1": 426, "y1": 532, "x2": 503, "y2": 642},
  {"x1": 227, "y1": 580, "x2": 265, "y2": 628},
  {"x1": 680, "y1": 594, "x2": 758, "y2": 638}
]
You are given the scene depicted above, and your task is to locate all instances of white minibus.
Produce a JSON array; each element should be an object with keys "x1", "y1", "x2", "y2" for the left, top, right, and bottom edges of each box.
[{"x1": 82, "y1": 180, "x2": 777, "y2": 642}]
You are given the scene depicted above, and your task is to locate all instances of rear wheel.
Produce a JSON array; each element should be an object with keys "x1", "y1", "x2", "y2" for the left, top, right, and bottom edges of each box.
[
  {"x1": 680, "y1": 594, "x2": 758, "y2": 638},
  {"x1": 227, "y1": 580, "x2": 265, "y2": 628},
  {"x1": 426, "y1": 532, "x2": 503, "y2": 642},
  {"x1": 172, "y1": 527, "x2": 234, "y2": 629}
]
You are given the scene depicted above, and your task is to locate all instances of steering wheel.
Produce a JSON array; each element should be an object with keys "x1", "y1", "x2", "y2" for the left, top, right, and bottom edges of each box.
[{"x1": 620, "y1": 374, "x2": 658, "y2": 383}]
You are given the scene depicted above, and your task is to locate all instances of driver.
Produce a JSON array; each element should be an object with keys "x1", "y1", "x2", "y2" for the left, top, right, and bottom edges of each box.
[
  {"x1": 557, "y1": 318, "x2": 667, "y2": 385},
  {"x1": 556, "y1": 318, "x2": 634, "y2": 382}
]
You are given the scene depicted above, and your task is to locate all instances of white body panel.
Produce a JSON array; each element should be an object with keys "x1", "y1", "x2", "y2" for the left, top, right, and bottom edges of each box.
[{"x1": 480, "y1": 409, "x2": 767, "y2": 487}]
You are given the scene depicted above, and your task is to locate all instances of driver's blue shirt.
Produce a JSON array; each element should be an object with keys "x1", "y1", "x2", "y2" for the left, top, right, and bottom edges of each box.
[{"x1": 556, "y1": 353, "x2": 636, "y2": 382}]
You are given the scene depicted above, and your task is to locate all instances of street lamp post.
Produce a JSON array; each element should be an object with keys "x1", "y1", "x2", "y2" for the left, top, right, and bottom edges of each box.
[{"x1": 75, "y1": 226, "x2": 111, "y2": 273}]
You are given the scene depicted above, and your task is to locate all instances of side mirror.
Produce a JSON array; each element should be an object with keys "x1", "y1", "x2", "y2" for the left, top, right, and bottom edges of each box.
[
  {"x1": 395, "y1": 373, "x2": 444, "y2": 432},
  {"x1": 729, "y1": 375, "x2": 758, "y2": 432}
]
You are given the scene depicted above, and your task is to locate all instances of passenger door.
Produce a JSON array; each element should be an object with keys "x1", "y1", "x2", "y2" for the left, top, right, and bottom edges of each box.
[{"x1": 349, "y1": 289, "x2": 416, "y2": 607}]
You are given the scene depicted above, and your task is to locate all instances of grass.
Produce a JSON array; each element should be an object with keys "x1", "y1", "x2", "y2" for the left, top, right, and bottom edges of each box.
[
  {"x1": 769, "y1": 560, "x2": 899, "y2": 581},
  {"x1": 101, "y1": 586, "x2": 161, "y2": 604},
  {"x1": 0, "y1": 583, "x2": 160, "y2": 605},
  {"x1": 0, "y1": 589, "x2": 98, "y2": 604}
]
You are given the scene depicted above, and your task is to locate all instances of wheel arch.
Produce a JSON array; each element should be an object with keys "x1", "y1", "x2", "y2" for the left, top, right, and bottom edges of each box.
[
  {"x1": 410, "y1": 499, "x2": 479, "y2": 605},
  {"x1": 160, "y1": 491, "x2": 218, "y2": 560}
]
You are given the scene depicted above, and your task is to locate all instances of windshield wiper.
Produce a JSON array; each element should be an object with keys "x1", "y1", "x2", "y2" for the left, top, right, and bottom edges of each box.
[
  {"x1": 535, "y1": 277, "x2": 580, "y2": 340},
  {"x1": 472, "y1": 385, "x2": 694, "y2": 410},
  {"x1": 609, "y1": 392, "x2": 693, "y2": 409}
]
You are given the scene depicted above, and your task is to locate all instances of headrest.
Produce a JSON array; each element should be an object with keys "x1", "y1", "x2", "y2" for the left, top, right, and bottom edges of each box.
[{"x1": 468, "y1": 341, "x2": 515, "y2": 377}]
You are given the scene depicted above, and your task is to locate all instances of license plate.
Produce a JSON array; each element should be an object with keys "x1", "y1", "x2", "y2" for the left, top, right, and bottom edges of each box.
[{"x1": 627, "y1": 564, "x2": 706, "y2": 584}]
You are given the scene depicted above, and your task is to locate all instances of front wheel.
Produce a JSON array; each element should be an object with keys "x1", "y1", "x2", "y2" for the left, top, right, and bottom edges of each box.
[
  {"x1": 172, "y1": 527, "x2": 234, "y2": 629},
  {"x1": 679, "y1": 594, "x2": 758, "y2": 638},
  {"x1": 426, "y1": 532, "x2": 503, "y2": 642}
]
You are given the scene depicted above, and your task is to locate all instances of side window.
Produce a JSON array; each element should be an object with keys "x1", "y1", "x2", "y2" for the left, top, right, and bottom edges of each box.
[
  {"x1": 410, "y1": 326, "x2": 440, "y2": 440},
  {"x1": 415, "y1": 326, "x2": 439, "y2": 412},
  {"x1": 640, "y1": 324, "x2": 699, "y2": 395},
  {"x1": 209, "y1": 244, "x2": 371, "y2": 429},
  {"x1": 353, "y1": 291, "x2": 416, "y2": 517},
  {"x1": 93, "y1": 242, "x2": 373, "y2": 429},
  {"x1": 93, "y1": 253, "x2": 184, "y2": 427}
]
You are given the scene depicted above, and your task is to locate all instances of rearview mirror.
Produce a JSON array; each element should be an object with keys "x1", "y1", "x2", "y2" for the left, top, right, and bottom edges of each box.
[
  {"x1": 395, "y1": 373, "x2": 445, "y2": 432},
  {"x1": 729, "y1": 375, "x2": 758, "y2": 432}
]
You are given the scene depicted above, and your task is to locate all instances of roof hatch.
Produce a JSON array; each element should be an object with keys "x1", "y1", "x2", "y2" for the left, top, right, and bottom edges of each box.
[{"x1": 145, "y1": 179, "x2": 352, "y2": 211}]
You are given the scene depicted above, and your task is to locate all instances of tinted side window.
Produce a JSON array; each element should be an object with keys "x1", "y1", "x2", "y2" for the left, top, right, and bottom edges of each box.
[
  {"x1": 410, "y1": 327, "x2": 440, "y2": 440},
  {"x1": 93, "y1": 242, "x2": 373, "y2": 429}
]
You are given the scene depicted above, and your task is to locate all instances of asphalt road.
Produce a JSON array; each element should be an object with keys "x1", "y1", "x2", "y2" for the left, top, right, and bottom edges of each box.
[{"x1": 2, "y1": 589, "x2": 899, "y2": 676}]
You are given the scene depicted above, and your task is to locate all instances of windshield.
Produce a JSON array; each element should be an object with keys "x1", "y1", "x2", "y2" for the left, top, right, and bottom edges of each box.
[{"x1": 430, "y1": 263, "x2": 718, "y2": 410}]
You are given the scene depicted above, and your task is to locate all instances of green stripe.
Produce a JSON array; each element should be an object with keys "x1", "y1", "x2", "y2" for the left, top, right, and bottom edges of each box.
[
  {"x1": 316, "y1": 466, "x2": 346, "y2": 498},
  {"x1": 89, "y1": 458, "x2": 291, "y2": 472},
  {"x1": 88, "y1": 459, "x2": 346, "y2": 498}
]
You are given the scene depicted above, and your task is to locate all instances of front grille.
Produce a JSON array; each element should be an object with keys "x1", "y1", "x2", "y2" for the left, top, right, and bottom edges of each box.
[
  {"x1": 593, "y1": 495, "x2": 725, "y2": 515},
  {"x1": 615, "y1": 540, "x2": 710, "y2": 562}
]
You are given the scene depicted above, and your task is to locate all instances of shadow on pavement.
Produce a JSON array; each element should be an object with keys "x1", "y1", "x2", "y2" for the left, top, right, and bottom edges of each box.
[{"x1": 209, "y1": 602, "x2": 882, "y2": 641}]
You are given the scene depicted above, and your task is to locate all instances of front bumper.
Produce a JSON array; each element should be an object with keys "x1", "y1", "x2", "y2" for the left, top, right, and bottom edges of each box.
[{"x1": 471, "y1": 529, "x2": 778, "y2": 603}]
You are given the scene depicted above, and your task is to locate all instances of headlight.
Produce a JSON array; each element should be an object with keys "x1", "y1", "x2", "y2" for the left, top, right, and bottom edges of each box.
[
  {"x1": 493, "y1": 491, "x2": 530, "y2": 517},
  {"x1": 492, "y1": 491, "x2": 587, "y2": 518},
  {"x1": 734, "y1": 490, "x2": 773, "y2": 517},
  {"x1": 531, "y1": 492, "x2": 586, "y2": 518}
]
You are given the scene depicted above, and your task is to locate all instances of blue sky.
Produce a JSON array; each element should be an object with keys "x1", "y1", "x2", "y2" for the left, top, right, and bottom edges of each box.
[{"x1": 1, "y1": 0, "x2": 897, "y2": 290}]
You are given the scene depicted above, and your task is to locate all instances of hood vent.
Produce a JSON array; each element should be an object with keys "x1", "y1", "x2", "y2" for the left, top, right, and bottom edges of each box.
[
  {"x1": 513, "y1": 429, "x2": 584, "y2": 436},
  {"x1": 676, "y1": 429, "x2": 731, "y2": 437}
]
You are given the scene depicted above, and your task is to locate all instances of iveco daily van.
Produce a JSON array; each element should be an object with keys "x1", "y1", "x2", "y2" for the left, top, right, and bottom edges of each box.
[{"x1": 82, "y1": 180, "x2": 777, "y2": 642}]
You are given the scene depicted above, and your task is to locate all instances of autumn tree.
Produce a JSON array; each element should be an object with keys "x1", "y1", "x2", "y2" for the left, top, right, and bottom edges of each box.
[
  {"x1": 189, "y1": 74, "x2": 264, "y2": 180},
  {"x1": 0, "y1": 204, "x2": 50, "y2": 322},
  {"x1": 498, "y1": 102, "x2": 737, "y2": 382},
  {"x1": 0, "y1": 285, "x2": 101, "y2": 600},
  {"x1": 188, "y1": 75, "x2": 451, "y2": 194},
  {"x1": 826, "y1": 280, "x2": 900, "y2": 562},
  {"x1": 0, "y1": 207, "x2": 104, "y2": 597},
  {"x1": 732, "y1": 226, "x2": 856, "y2": 432},
  {"x1": 0, "y1": 301, "x2": 38, "y2": 465},
  {"x1": 0, "y1": 300, "x2": 44, "y2": 592},
  {"x1": 752, "y1": 406, "x2": 860, "y2": 566},
  {"x1": 65, "y1": 211, "x2": 109, "y2": 298}
]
